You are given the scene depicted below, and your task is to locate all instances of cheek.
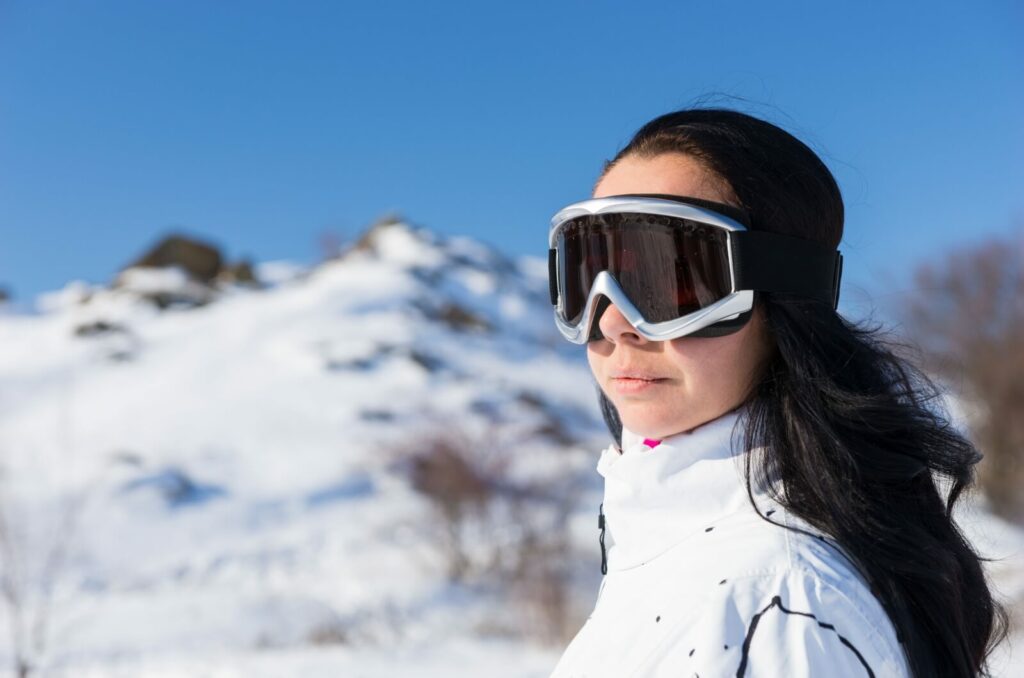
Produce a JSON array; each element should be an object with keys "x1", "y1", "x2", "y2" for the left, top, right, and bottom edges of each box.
[
  {"x1": 667, "y1": 335, "x2": 737, "y2": 366},
  {"x1": 666, "y1": 334, "x2": 752, "y2": 386},
  {"x1": 585, "y1": 345, "x2": 606, "y2": 378},
  {"x1": 667, "y1": 318, "x2": 771, "y2": 394}
]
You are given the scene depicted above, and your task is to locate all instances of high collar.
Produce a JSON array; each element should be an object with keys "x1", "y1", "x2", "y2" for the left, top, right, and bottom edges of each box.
[{"x1": 596, "y1": 407, "x2": 766, "y2": 571}]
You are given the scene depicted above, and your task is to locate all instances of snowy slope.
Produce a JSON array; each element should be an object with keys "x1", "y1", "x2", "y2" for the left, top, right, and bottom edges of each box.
[
  {"x1": 954, "y1": 500, "x2": 1024, "y2": 675},
  {"x1": 0, "y1": 221, "x2": 609, "y2": 677}
]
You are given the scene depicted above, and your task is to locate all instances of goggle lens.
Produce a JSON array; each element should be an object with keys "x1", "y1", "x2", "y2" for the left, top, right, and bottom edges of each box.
[{"x1": 556, "y1": 213, "x2": 733, "y2": 326}]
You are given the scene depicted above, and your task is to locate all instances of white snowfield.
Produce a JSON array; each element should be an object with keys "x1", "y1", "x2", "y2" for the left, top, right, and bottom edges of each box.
[{"x1": 0, "y1": 221, "x2": 1020, "y2": 676}]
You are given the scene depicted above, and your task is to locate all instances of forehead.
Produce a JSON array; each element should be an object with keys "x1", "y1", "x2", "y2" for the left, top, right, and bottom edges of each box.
[{"x1": 593, "y1": 153, "x2": 737, "y2": 205}]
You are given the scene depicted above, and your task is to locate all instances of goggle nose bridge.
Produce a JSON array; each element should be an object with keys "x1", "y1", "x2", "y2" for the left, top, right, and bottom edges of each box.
[
  {"x1": 557, "y1": 265, "x2": 755, "y2": 343},
  {"x1": 578, "y1": 270, "x2": 651, "y2": 336}
]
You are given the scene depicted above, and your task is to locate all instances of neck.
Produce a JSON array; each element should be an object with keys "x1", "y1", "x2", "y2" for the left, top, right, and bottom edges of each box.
[
  {"x1": 619, "y1": 405, "x2": 746, "y2": 454},
  {"x1": 598, "y1": 407, "x2": 760, "y2": 570}
]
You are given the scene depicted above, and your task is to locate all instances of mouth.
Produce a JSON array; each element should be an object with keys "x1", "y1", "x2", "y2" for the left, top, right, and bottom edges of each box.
[
  {"x1": 609, "y1": 374, "x2": 668, "y2": 394},
  {"x1": 610, "y1": 370, "x2": 667, "y2": 381},
  {"x1": 611, "y1": 376, "x2": 667, "y2": 384}
]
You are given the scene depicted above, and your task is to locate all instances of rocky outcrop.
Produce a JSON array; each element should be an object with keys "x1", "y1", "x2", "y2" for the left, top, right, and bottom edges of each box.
[
  {"x1": 124, "y1": 233, "x2": 224, "y2": 284},
  {"x1": 114, "y1": 233, "x2": 262, "y2": 308}
]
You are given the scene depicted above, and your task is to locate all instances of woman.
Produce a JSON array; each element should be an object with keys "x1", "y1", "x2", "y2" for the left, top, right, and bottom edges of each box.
[{"x1": 546, "y1": 109, "x2": 1007, "y2": 677}]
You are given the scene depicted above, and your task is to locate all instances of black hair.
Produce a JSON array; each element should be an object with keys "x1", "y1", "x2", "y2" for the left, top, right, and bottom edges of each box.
[{"x1": 595, "y1": 107, "x2": 1009, "y2": 677}]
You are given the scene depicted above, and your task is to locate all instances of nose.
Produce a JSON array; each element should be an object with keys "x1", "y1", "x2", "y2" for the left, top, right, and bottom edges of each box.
[{"x1": 594, "y1": 297, "x2": 648, "y2": 345}]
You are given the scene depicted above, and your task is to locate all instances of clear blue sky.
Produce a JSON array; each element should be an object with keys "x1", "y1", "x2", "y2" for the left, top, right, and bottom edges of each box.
[{"x1": 2, "y1": 0, "x2": 1021, "y2": 320}]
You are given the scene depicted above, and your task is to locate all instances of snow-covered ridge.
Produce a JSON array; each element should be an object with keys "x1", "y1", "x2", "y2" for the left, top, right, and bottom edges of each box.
[{"x1": 0, "y1": 219, "x2": 607, "y2": 676}]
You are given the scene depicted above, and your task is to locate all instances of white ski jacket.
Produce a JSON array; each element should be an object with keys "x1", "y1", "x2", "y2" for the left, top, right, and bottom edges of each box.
[{"x1": 550, "y1": 408, "x2": 911, "y2": 677}]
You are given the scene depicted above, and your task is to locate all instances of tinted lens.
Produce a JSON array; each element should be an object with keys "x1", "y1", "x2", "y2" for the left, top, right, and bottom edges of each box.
[{"x1": 556, "y1": 213, "x2": 732, "y2": 326}]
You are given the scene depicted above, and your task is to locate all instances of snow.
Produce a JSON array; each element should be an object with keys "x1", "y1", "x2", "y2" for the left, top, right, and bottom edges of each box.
[
  {"x1": 369, "y1": 223, "x2": 446, "y2": 268},
  {"x1": 0, "y1": 221, "x2": 605, "y2": 677},
  {"x1": 112, "y1": 267, "x2": 192, "y2": 295},
  {"x1": 255, "y1": 260, "x2": 307, "y2": 287},
  {"x1": 35, "y1": 280, "x2": 99, "y2": 314},
  {"x1": 955, "y1": 498, "x2": 1024, "y2": 676}
]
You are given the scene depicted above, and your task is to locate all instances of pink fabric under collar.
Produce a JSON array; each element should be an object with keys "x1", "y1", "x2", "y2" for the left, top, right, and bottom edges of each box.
[{"x1": 642, "y1": 438, "x2": 662, "y2": 449}]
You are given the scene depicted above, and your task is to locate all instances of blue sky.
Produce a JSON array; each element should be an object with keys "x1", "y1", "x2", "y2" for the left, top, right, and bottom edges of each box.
[{"x1": 1, "y1": 0, "x2": 1021, "y2": 321}]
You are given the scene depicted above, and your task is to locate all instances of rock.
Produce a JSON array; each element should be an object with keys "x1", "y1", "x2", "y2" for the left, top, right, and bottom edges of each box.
[
  {"x1": 218, "y1": 258, "x2": 260, "y2": 287},
  {"x1": 73, "y1": 320, "x2": 129, "y2": 337},
  {"x1": 123, "y1": 233, "x2": 224, "y2": 284}
]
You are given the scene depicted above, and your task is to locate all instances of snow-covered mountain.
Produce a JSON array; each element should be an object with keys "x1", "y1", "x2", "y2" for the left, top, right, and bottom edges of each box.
[
  {"x1": 0, "y1": 220, "x2": 610, "y2": 677},
  {"x1": 0, "y1": 219, "x2": 1020, "y2": 677}
]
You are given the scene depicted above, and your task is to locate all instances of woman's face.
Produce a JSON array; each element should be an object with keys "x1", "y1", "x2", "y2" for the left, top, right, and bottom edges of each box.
[{"x1": 587, "y1": 152, "x2": 775, "y2": 439}]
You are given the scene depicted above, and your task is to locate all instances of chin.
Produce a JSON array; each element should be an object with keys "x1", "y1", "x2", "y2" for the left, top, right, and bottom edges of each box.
[
  {"x1": 622, "y1": 409, "x2": 706, "y2": 439},
  {"x1": 621, "y1": 412, "x2": 679, "y2": 439}
]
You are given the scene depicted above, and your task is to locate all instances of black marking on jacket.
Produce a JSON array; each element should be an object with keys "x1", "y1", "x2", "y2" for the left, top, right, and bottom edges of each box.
[
  {"x1": 754, "y1": 508, "x2": 902, "y2": 644},
  {"x1": 734, "y1": 595, "x2": 874, "y2": 678}
]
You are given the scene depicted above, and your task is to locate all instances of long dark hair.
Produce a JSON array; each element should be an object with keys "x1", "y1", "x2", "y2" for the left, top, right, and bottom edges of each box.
[{"x1": 594, "y1": 108, "x2": 1009, "y2": 677}]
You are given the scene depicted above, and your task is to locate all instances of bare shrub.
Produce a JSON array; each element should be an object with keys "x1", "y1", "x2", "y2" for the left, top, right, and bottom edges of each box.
[
  {"x1": 389, "y1": 421, "x2": 582, "y2": 645},
  {"x1": 902, "y1": 232, "x2": 1024, "y2": 523},
  {"x1": 306, "y1": 620, "x2": 351, "y2": 646},
  {"x1": 502, "y1": 487, "x2": 578, "y2": 644},
  {"x1": 404, "y1": 428, "x2": 500, "y2": 582},
  {"x1": 0, "y1": 469, "x2": 93, "y2": 678}
]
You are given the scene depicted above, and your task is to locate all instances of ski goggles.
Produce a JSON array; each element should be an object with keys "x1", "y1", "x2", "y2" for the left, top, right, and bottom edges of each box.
[{"x1": 548, "y1": 194, "x2": 843, "y2": 344}]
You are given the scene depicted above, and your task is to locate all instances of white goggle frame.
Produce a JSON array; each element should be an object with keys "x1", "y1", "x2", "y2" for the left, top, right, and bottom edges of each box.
[{"x1": 549, "y1": 196, "x2": 754, "y2": 344}]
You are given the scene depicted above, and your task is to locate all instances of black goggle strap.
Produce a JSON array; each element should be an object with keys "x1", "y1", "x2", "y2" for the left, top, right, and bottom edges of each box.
[
  {"x1": 547, "y1": 231, "x2": 843, "y2": 311},
  {"x1": 548, "y1": 247, "x2": 559, "y2": 306},
  {"x1": 730, "y1": 230, "x2": 843, "y2": 309}
]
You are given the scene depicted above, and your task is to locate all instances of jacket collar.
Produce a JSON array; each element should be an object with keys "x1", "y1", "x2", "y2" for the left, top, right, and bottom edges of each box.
[{"x1": 596, "y1": 406, "x2": 764, "y2": 571}]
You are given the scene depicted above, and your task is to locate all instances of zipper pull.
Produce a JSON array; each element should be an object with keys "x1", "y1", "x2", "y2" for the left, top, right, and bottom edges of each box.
[{"x1": 598, "y1": 502, "x2": 607, "y2": 575}]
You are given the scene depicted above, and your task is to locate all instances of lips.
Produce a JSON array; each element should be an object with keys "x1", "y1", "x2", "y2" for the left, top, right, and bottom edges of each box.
[
  {"x1": 610, "y1": 370, "x2": 666, "y2": 381},
  {"x1": 608, "y1": 370, "x2": 668, "y2": 395}
]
